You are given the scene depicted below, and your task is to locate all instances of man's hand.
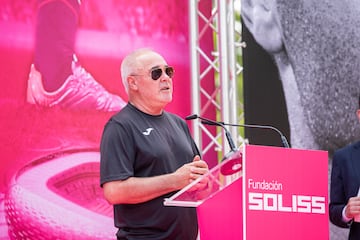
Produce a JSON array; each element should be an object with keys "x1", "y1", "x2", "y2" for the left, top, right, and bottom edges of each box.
[
  {"x1": 173, "y1": 155, "x2": 209, "y2": 190},
  {"x1": 345, "y1": 196, "x2": 360, "y2": 219}
]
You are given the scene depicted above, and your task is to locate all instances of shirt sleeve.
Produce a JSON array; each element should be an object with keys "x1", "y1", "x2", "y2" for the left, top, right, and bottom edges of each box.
[{"x1": 100, "y1": 120, "x2": 135, "y2": 187}]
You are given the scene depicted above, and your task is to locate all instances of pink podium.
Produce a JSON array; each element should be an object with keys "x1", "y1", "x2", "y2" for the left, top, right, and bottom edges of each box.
[{"x1": 164, "y1": 144, "x2": 329, "y2": 240}]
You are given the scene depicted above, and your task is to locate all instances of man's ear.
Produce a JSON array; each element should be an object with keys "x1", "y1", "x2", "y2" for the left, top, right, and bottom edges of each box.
[
  {"x1": 128, "y1": 76, "x2": 138, "y2": 91},
  {"x1": 241, "y1": 0, "x2": 283, "y2": 53}
]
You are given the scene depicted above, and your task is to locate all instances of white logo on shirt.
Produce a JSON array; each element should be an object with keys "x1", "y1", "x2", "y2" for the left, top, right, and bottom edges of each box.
[{"x1": 142, "y1": 128, "x2": 154, "y2": 136}]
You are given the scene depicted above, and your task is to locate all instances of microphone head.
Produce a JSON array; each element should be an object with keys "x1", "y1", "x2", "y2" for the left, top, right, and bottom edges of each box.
[{"x1": 185, "y1": 114, "x2": 198, "y2": 120}]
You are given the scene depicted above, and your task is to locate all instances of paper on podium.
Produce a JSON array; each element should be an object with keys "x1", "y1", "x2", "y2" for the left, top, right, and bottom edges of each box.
[{"x1": 164, "y1": 149, "x2": 243, "y2": 207}]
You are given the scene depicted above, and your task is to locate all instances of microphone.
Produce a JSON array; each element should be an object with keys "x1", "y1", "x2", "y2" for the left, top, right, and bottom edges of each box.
[
  {"x1": 185, "y1": 114, "x2": 237, "y2": 152},
  {"x1": 218, "y1": 122, "x2": 290, "y2": 148},
  {"x1": 186, "y1": 114, "x2": 290, "y2": 148}
]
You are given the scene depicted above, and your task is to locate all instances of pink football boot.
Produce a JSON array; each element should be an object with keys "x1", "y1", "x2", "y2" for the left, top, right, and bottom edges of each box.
[{"x1": 26, "y1": 59, "x2": 126, "y2": 112}]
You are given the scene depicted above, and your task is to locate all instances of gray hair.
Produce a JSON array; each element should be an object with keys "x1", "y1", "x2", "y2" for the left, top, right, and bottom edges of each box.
[{"x1": 120, "y1": 48, "x2": 154, "y2": 94}]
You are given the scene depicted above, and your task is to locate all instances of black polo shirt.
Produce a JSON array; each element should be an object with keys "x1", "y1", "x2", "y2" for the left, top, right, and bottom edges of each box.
[{"x1": 100, "y1": 103, "x2": 199, "y2": 240}]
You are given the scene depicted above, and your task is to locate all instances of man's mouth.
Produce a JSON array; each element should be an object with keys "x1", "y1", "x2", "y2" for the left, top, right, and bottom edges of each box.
[{"x1": 161, "y1": 86, "x2": 171, "y2": 91}]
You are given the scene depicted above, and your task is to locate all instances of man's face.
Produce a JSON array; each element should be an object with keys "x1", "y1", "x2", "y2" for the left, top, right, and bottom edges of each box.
[{"x1": 130, "y1": 52, "x2": 173, "y2": 112}]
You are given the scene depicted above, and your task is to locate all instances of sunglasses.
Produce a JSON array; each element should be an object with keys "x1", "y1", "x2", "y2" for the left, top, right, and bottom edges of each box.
[{"x1": 150, "y1": 66, "x2": 174, "y2": 80}]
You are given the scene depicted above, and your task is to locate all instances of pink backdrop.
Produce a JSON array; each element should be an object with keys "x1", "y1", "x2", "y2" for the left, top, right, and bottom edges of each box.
[{"x1": 0, "y1": 1, "x2": 197, "y2": 239}]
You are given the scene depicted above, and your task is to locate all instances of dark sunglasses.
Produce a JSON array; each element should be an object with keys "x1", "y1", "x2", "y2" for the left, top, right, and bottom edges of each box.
[{"x1": 150, "y1": 66, "x2": 174, "y2": 80}]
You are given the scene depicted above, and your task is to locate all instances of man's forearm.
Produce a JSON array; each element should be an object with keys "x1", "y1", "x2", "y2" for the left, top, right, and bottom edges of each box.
[{"x1": 103, "y1": 174, "x2": 179, "y2": 204}]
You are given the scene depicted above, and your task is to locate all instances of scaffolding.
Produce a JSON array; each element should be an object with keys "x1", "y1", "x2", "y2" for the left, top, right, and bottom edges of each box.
[{"x1": 189, "y1": 0, "x2": 243, "y2": 163}]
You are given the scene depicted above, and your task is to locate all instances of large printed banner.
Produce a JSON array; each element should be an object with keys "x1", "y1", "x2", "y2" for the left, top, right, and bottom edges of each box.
[
  {"x1": 244, "y1": 145, "x2": 329, "y2": 239},
  {"x1": 242, "y1": 1, "x2": 359, "y2": 239}
]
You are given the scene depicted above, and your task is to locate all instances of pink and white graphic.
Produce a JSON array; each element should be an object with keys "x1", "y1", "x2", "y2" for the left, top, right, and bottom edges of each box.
[
  {"x1": 5, "y1": 151, "x2": 115, "y2": 239},
  {"x1": 0, "y1": 0, "x2": 196, "y2": 239},
  {"x1": 243, "y1": 145, "x2": 329, "y2": 240}
]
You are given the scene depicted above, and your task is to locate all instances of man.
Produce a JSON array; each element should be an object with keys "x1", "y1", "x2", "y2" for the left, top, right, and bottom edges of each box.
[
  {"x1": 330, "y1": 94, "x2": 360, "y2": 240},
  {"x1": 100, "y1": 48, "x2": 209, "y2": 240}
]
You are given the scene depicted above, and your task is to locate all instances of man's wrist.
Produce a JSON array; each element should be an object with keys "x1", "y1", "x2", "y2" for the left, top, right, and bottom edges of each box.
[{"x1": 342, "y1": 205, "x2": 353, "y2": 223}]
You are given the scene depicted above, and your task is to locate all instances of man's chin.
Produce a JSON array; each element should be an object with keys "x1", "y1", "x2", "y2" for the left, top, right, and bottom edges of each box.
[{"x1": 160, "y1": 93, "x2": 173, "y2": 103}]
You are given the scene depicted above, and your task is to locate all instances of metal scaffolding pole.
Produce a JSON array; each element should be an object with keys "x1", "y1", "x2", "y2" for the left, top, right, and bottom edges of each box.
[{"x1": 189, "y1": 0, "x2": 243, "y2": 164}]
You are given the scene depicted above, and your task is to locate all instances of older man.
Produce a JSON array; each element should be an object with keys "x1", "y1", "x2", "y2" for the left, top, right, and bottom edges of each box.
[{"x1": 100, "y1": 48, "x2": 209, "y2": 240}]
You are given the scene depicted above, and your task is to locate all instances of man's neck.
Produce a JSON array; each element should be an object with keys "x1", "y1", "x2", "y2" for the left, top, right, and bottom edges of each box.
[{"x1": 128, "y1": 101, "x2": 164, "y2": 116}]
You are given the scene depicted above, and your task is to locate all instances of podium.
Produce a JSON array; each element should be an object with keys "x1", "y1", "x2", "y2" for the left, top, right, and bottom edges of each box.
[{"x1": 164, "y1": 144, "x2": 329, "y2": 240}]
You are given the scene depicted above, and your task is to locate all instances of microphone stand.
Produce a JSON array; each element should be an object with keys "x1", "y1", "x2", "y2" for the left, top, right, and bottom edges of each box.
[
  {"x1": 186, "y1": 114, "x2": 237, "y2": 152},
  {"x1": 200, "y1": 120, "x2": 290, "y2": 148},
  {"x1": 186, "y1": 114, "x2": 243, "y2": 175}
]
